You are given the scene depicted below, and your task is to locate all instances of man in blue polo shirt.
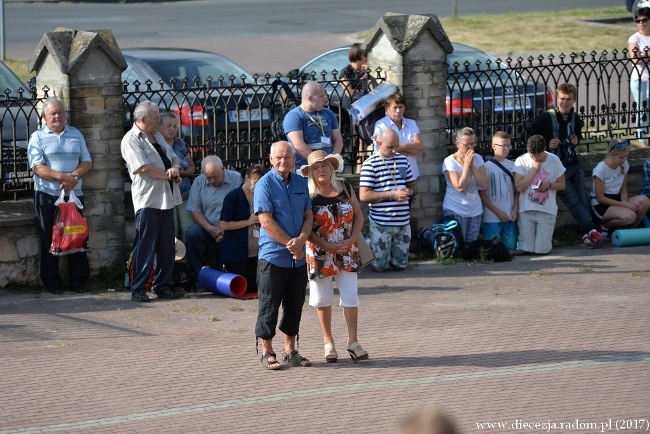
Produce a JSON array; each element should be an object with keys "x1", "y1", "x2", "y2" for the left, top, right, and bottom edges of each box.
[
  {"x1": 254, "y1": 141, "x2": 313, "y2": 370},
  {"x1": 28, "y1": 97, "x2": 93, "y2": 294},
  {"x1": 186, "y1": 155, "x2": 241, "y2": 280}
]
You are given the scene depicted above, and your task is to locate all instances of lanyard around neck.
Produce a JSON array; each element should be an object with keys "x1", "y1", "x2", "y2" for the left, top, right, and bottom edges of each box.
[
  {"x1": 302, "y1": 108, "x2": 324, "y2": 135},
  {"x1": 378, "y1": 153, "x2": 397, "y2": 186}
]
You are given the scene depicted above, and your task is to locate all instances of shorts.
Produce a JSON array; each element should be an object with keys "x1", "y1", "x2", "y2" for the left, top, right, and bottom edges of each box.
[
  {"x1": 308, "y1": 271, "x2": 359, "y2": 308},
  {"x1": 591, "y1": 193, "x2": 621, "y2": 224},
  {"x1": 481, "y1": 221, "x2": 518, "y2": 250}
]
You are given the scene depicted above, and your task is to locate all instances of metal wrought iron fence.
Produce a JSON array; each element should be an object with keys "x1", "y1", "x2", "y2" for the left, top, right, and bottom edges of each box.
[{"x1": 2, "y1": 50, "x2": 648, "y2": 201}]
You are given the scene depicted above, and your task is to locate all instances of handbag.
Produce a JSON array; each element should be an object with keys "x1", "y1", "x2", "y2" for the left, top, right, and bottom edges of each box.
[
  {"x1": 49, "y1": 189, "x2": 90, "y2": 256},
  {"x1": 357, "y1": 235, "x2": 375, "y2": 268},
  {"x1": 339, "y1": 182, "x2": 375, "y2": 268}
]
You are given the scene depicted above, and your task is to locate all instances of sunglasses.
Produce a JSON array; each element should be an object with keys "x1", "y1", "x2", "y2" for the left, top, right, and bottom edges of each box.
[
  {"x1": 636, "y1": 18, "x2": 649, "y2": 23},
  {"x1": 610, "y1": 140, "x2": 631, "y2": 150}
]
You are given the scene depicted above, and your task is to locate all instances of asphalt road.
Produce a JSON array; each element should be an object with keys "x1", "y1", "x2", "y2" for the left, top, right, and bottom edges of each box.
[{"x1": 3, "y1": 0, "x2": 620, "y2": 74}]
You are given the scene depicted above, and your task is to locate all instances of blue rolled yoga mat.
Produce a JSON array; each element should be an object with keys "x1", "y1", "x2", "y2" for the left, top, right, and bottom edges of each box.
[
  {"x1": 198, "y1": 266, "x2": 255, "y2": 299},
  {"x1": 611, "y1": 228, "x2": 650, "y2": 247}
]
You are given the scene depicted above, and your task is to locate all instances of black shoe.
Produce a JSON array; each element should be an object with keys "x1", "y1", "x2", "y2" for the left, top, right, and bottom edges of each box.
[
  {"x1": 156, "y1": 287, "x2": 183, "y2": 299},
  {"x1": 47, "y1": 287, "x2": 64, "y2": 294},
  {"x1": 70, "y1": 283, "x2": 87, "y2": 293},
  {"x1": 131, "y1": 290, "x2": 150, "y2": 302}
]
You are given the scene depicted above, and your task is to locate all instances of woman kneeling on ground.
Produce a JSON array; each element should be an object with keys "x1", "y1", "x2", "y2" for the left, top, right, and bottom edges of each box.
[
  {"x1": 299, "y1": 150, "x2": 369, "y2": 363},
  {"x1": 590, "y1": 139, "x2": 650, "y2": 234}
]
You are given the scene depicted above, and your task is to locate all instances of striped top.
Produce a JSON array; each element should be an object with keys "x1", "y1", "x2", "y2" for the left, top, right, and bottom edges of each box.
[{"x1": 359, "y1": 153, "x2": 415, "y2": 226}]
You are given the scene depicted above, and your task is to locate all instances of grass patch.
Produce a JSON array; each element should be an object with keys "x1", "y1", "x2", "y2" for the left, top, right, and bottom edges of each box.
[
  {"x1": 47, "y1": 341, "x2": 71, "y2": 348},
  {"x1": 4, "y1": 279, "x2": 43, "y2": 294},
  {"x1": 207, "y1": 315, "x2": 220, "y2": 322},
  {"x1": 529, "y1": 271, "x2": 555, "y2": 277},
  {"x1": 227, "y1": 305, "x2": 244, "y2": 312},
  {"x1": 172, "y1": 306, "x2": 205, "y2": 314}
]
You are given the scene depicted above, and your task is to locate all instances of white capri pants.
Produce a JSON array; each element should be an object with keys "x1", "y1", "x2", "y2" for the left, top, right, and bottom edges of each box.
[{"x1": 308, "y1": 271, "x2": 359, "y2": 308}]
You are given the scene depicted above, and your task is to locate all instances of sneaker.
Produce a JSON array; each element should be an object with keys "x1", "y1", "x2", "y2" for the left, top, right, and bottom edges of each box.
[
  {"x1": 280, "y1": 349, "x2": 311, "y2": 367},
  {"x1": 156, "y1": 287, "x2": 183, "y2": 299},
  {"x1": 587, "y1": 229, "x2": 603, "y2": 247},
  {"x1": 581, "y1": 234, "x2": 597, "y2": 248},
  {"x1": 131, "y1": 290, "x2": 150, "y2": 302}
]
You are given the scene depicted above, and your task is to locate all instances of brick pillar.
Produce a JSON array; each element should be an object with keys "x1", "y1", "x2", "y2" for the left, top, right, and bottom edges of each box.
[
  {"x1": 28, "y1": 28, "x2": 128, "y2": 276},
  {"x1": 363, "y1": 13, "x2": 453, "y2": 231}
]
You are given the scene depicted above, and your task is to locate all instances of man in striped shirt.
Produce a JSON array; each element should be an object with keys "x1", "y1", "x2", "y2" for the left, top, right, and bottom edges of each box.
[{"x1": 359, "y1": 129, "x2": 417, "y2": 272}]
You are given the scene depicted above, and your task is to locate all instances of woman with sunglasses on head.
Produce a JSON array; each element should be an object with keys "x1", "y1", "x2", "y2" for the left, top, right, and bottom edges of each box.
[
  {"x1": 628, "y1": 6, "x2": 650, "y2": 146},
  {"x1": 590, "y1": 139, "x2": 650, "y2": 235}
]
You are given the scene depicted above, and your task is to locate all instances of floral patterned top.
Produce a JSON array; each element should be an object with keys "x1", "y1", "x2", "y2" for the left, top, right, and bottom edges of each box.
[{"x1": 306, "y1": 181, "x2": 361, "y2": 279}]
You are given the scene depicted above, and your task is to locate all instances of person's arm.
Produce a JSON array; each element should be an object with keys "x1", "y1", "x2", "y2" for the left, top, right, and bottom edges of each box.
[
  {"x1": 447, "y1": 165, "x2": 472, "y2": 192},
  {"x1": 220, "y1": 214, "x2": 258, "y2": 231},
  {"x1": 511, "y1": 191, "x2": 520, "y2": 221},
  {"x1": 472, "y1": 163, "x2": 489, "y2": 190},
  {"x1": 479, "y1": 189, "x2": 510, "y2": 222},
  {"x1": 282, "y1": 210, "x2": 313, "y2": 261},
  {"x1": 331, "y1": 128, "x2": 344, "y2": 155},
  {"x1": 183, "y1": 155, "x2": 196, "y2": 178},
  {"x1": 286, "y1": 130, "x2": 312, "y2": 162},
  {"x1": 359, "y1": 186, "x2": 393, "y2": 203},
  {"x1": 628, "y1": 40, "x2": 649, "y2": 67},
  {"x1": 397, "y1": 133, "x2": 423, "y2": 156},
  {"x1": 514, "y1": 165, "x2": 539, "y2": 193},
  {"x1": 191, "y1": 211, "x2": 223, "y2": 240}
]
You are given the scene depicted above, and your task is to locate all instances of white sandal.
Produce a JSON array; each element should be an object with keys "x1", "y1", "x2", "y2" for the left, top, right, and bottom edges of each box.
[
  {"x1": 347, "y1": 341, "x2": 369, "y2": 362},
  {"x1": 324, "y1": 343, "x2": 338, "y2": 363}
]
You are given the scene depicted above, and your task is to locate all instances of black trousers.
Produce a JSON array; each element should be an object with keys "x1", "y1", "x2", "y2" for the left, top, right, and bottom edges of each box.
[
  {"x1": 130, "y1": 207, "x2": 175, "y2": 293},
  {"x1": 34, "y1": 191, "x2": 89, "y2": 291}
]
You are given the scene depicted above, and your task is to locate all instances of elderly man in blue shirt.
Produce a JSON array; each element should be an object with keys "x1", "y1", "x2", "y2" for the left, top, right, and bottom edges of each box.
[
  {"x1": 254, "y1": 141, "x2": 313, "y2": 370},
  {"x1": 28, "y1": 97, "x2": 92, "y2": 294},
  {"x1": 185, "y1": 155, "x2": 241, "y2": 280}
]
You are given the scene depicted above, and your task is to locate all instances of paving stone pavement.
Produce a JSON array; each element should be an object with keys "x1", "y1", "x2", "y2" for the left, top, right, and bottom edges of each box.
[{"x1": 1, "y1": 244, "x2": 649, "y2": 434}]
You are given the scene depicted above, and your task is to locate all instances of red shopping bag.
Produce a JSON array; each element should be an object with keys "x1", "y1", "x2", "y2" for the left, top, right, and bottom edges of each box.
[{"x1": 49, "y1": 189, "x2": 90, "y2": 256}]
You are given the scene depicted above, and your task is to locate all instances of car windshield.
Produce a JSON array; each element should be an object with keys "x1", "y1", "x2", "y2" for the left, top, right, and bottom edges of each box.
[
  {"x1": 147, "y1": 58, "x2": 252, "y2": 87},
  {"x1": 300, "y1": 49, "x2": 348, "y2": 79},
  {"x1": 0, "y1": 62, "x2": 27, "y2": 98}
]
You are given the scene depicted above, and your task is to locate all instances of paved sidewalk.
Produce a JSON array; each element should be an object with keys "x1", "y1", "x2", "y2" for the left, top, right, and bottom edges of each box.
[{"x1": 1, "y1": 244, "x2": 649, "y2": 434}]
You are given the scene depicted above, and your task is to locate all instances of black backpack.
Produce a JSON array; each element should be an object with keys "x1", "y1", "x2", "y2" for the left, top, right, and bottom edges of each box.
[
  {"x1": 461, "y1": 239, "x2": 512, "y2": 262},
  {"x1": 357, "y1": 105, "x2": 385, "y2": 145},
  {"x1": 271, "y1": 80, "x2": 300, "y2": 141},
  {"x1": 421, "y1": 217, "x2": 465, "y2": 259}
]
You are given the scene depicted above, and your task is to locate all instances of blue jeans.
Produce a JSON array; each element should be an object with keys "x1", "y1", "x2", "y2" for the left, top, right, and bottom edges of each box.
[
  {"x1": 557, "y1": 163, "x2": 594, "y2": 234},
  {"x1": 630, "y1": 78, "x2": 649, "y2": 140}
]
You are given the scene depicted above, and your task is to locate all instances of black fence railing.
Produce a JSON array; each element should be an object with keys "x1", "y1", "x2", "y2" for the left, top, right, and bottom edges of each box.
[{"x1": 2, "y1": 49, "x2": 648, "y2": 201}]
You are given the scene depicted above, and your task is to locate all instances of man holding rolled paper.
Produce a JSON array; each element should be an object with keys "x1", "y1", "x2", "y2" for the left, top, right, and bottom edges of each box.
[{"x1": 283, "y1": 81, "x2": 343, "y2": 169}]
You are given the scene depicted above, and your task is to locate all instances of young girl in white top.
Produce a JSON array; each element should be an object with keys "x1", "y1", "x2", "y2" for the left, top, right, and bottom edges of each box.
[{"x1": 590, "y1": 139, "x2": 650, "y2": 231}]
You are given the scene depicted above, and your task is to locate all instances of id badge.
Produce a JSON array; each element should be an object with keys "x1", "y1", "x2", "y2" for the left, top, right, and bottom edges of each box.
[
  {"x1": 253, "y1": 228, "x2": 260, "y2": 238},
  {"x1": 321, "y1": 136, "x2": 331, "y2": 146}
]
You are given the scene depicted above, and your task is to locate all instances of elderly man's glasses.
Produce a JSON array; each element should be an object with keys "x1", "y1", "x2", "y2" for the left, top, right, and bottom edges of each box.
[{"x1": 636, "y1": 18, "x2": 649, "y2": 23}]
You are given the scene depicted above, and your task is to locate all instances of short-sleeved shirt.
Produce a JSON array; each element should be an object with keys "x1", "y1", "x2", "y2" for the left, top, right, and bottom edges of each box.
[
  {"x1": 121, "y1": 123, "x2": 181, "y2": 212},
  {"x1": 254, "y1": 169, "x2": 311, "y2": 268},
  {"x1": 629, "y1": 32, "x2": 650, "y2": 81},
  {"x1": 359, "y1": 152, "x2": 415, "y2": 226},
  {"x1": 186, "y1": 169, "x2": 241, "y2": 225},
  {"x1": 220, "y1": 186, "x2": 256, "y2": 263},
  {"x1": 171, "y1": 137, "x2": 192, "y2": 193},
  {"x1": 513, "y1": 152, "x2": 565, "y2": 215},
  {"x1": 372, "y1": 115, "x2": 421, "y2": 179},
  {"x1": 28, "y1": 125, "x2": 92, "y2": 197},
  {"x1": 590, "y1": 160, "x2": 630, "y2": 206},
  {"x1": 442, "y1": 154, "x2": 486, "y2": 218},
  {"x1": 283, "y1": 106, "x2": 339, "y2": 167},
  {"x1": 482, "y1": 158, "x2": 516, "y2": 223}
]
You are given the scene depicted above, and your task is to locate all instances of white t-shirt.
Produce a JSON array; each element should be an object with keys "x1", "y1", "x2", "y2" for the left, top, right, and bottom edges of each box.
[
  {"x1": 590, "y1": 160, "x2": 629, "y2": 206},
  {"x1": 482, "y1": 158, "x2": 516, "y2": 223},
  {"x1": 628, "y1": 32, "x2": 650, "y2": 81},
  {"x1": 373, "y1": 115, "x2": 421, "y2": 179},
  {"x1": 442, "y1": 153, "x2": 485, "y2": 218},
  {"x1": 513, "y1": 152, "x2": 565, "y2": 215}
]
